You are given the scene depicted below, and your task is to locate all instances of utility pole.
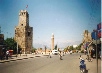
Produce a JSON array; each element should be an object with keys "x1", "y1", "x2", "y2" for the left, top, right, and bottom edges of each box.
[
  {"x1": 0, "y1": 26, "x2": 1, "y2": 34},
  {"x1": 95, "y1": 31, "x2": 98, "y2": 73},
  {"x1": 17, "y1": 42, "x2": 18, "y2": 57},
  {"x1": 93, "y1": 29, "x2": 98, "y2": 73}
]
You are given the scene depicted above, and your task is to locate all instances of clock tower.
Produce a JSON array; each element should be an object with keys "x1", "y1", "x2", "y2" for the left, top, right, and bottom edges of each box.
[{"x1": 15, "y1": 10, "x2": 33, "y2": 54}]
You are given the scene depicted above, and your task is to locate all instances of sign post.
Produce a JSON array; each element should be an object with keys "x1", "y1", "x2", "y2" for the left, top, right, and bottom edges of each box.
[{"x1": 93, "y1": 30, "x2": 98, "y2": 73}]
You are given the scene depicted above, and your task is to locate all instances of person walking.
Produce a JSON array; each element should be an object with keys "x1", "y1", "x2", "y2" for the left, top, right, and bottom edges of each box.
[
  {"x1": 0, "y1": 53, "x2": 3, "y2": 61},
  {"x1": 59, "y1": 51, "x2": 62, "y2": 60},
  {"x1": 47, "y1": 53, "x2": 51, "y2": 58},
  {"x1": 6, "y1": 50, "x2": 9, "y2": 60}
]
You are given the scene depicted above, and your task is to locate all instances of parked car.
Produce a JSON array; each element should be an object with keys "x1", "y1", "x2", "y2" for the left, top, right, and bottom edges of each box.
[{"x1": 52, "y1": 50, "x2": 59, "y2": 55}]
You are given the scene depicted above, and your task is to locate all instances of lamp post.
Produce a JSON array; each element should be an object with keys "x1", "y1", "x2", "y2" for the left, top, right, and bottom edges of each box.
[
  {"x1": 17, "y1": 42, "x2": 18, "y2": 57},
  {"x1": 93, "y1": 29, "x2": 98, "y2": 73}
]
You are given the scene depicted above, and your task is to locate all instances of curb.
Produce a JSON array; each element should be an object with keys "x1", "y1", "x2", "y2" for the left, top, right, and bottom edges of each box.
[
  {"x1": 16, "y1": 58, "x2": 23, "y2": 60},
  {"x1": 0, "y1": 55, "x2": 40, "y2": 63},
  {"x1": 0, "y1": 61, "x2": 5, "y2": 63},
  {"x1": 35, "y1": 56, "x2": 41, "y2": 57},
  {"x1": 10, "y1": 59, "x2": 17, "y2": 61},
  {"x1": 23, "y1": 57, "x2": 28, "y2": 59},
  {"x1": 4, "y1": 60, "x2": 10, "y2": 62},
  {"x1": 29, "y1": 57, "x2": 34, "y2": 58}
]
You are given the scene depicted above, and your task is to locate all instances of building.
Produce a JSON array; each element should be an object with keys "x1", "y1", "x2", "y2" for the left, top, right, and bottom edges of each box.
[
  {"x1": 0, "y1": 34, "x2": 4, "y2": 45},
  {"x1": 15, "y1": 10, "x2": 33, "y2": 54},
  {"x1": 51, "y1": 33, "x2": 54, "y2": 50},
  {"x1": 0, "y1": 34, "x2": 4, "y2": 56}
]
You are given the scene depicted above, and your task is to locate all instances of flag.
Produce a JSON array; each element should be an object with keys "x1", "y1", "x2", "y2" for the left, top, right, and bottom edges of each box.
[
  {"x1": 97, "y1": 29, "x2": 101, "y2": 38},
  {"x1": 91, "y1": 31, "x2": 96, "y2": 40},
  {"x1": 97, "y1": 23, "x2": 101, "y2": 30},
  {"x1": 26, "y1": 5, "x2": 28, "y2": 8}
]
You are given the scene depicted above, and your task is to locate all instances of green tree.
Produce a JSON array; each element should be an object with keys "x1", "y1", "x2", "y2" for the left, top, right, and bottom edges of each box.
[
  {"x1": 4, "y1": 38, "x2": 17, "y2": 54},
  {"x1": 54, "y1": 44, "x2": 57, "y2": 50},
  {"x1": 64, "y1": 48, "x2": 68, "y2": 52},
  {"x1": 69, "y1": 46, "x2": 74, "y2": 50},
  {"x1": 31, "y1": 47, "x2": 37, "y2": 53},
  {"x1": 76, "y1": 43, "x2": 83, "y2": 50}
]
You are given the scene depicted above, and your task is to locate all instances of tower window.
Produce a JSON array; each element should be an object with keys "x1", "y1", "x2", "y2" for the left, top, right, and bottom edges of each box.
[
  {"x1": 28, "y1": 31, "x2": 31, "y2": 36},
  {"x1": 21, "y1": 24, "x2": 23, "y2": 26}
]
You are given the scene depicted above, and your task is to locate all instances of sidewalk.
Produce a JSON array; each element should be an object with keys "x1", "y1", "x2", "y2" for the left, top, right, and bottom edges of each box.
[
  {"x1": 0, "y1": 53, "x2": 49, "y2": 63},
  {"x1": 81, "y1": 54, "x2": 101, "y2": 73}
]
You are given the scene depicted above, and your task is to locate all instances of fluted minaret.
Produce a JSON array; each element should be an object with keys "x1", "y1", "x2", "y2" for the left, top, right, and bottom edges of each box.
[{"x1": 51, "y1": 33, "x2": 54, "y2": 50}]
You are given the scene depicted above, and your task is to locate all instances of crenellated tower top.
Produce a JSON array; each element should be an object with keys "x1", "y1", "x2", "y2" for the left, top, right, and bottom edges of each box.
[{"x1": 18, "y1": 10, "x2": 29, "y2": 27}]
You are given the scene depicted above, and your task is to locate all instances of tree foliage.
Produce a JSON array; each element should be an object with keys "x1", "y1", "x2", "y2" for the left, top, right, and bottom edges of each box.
[
  {"x1": 69, "y1": 45, "x2": 74, "y2": 50},
  {"x1": 75, "y1": 43, "x2": 83, "y2": 50},
  {"x1": 64, "y1": 48, "x2": 68, "y2": 52},
  {"x1": 54, "y1": 44, "x2": 57, "y2": 50},
  {"x1": 31, "y1": 47, "x2": 37, "y2": 53},
  {"x1": 4, "y1": 38, "x2": 17, "y2": 54}
]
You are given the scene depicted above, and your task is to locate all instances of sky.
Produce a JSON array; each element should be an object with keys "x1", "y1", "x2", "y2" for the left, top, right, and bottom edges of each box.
[{"x1": 0, "y1": 0, "x2": 101, "y2": 49}]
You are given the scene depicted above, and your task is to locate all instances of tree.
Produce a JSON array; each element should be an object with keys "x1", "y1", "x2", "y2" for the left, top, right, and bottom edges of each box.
[
  {"x1": 54, "y1": 44, "x2": 57, "y2": 50},
  {"x1": 4, "y1": 38, "x2": 17, "y2": 54},
  {"x1": 64, "y1": 48, "x2": 68, "y2": 52},
  {"x1": 69, "y1": 46, "x2": 74, "y2": 50},
  {"x1": 76, "y1": 43, "x2": 83, "y2": 50},
  {"x1": 31, "y1": 47, "x2": 37, "y2": 53}
]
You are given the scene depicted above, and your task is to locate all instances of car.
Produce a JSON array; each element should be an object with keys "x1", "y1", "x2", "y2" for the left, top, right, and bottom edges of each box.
[{"x1": 52, "y1": 50, "x2": 59, "y2": 55}]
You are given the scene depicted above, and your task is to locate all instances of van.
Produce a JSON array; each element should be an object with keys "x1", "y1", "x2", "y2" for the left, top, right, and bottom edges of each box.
[{"x1": 52, "y1": 50, "x2": 59, "y2": 55}]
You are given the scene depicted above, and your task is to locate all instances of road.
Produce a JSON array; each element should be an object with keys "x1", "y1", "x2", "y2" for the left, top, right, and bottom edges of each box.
[{"x1": 0, "y1": 53, "x2": 101, "y2": 73}]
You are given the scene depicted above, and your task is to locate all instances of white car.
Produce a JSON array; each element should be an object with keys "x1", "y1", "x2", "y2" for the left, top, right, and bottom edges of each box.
[{"x1": 52, "y1": 50, "x2": 59, "y2": 55}]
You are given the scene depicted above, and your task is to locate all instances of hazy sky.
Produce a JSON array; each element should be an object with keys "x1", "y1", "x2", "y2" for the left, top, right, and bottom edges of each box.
[{"x1": 0, "y1": 0, "x2": 101, "y2": 49}]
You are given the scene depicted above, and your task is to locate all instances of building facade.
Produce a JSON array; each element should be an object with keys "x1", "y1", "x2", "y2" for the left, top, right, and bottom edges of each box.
[
  {"x1": 15, "y1": 10, "x2": 33, "y2": 54},
  {"x1": 0, "y1": 34, "x2": 4, "y2": 56}
]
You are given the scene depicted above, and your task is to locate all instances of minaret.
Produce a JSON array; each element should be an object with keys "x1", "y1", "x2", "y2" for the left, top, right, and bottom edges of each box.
[{"x1": 51, "y1": 33, "x2": 54, "y2": 50}]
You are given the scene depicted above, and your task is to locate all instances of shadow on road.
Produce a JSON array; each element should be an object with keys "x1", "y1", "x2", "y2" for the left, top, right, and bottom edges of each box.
[{"x1": 86, "y1": 69, "x2": 88, "y2": 73}]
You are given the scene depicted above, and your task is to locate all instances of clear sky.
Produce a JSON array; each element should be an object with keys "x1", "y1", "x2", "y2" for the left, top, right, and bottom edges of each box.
[{"x1": 0, "y1": 0, "x2": 101, "y2": 49}]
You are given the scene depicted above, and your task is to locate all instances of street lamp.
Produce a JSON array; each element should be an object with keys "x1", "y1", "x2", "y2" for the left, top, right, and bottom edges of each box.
[
  {"x1": 17, "y1": 42, "x2": 18, "y2": 57},
  {"x1": 93, "y1": 29, "x2": 98, "y2": 73}
]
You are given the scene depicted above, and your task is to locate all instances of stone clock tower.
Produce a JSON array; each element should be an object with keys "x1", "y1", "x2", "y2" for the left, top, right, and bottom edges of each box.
[{"x1": 15, "y1": 10, "x2": 33, "y2": 54}]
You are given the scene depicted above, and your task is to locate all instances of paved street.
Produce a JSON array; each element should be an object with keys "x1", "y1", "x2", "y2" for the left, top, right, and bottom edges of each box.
[{"x1": 0, "y1": 53, "x2": 101, "y2": 73}]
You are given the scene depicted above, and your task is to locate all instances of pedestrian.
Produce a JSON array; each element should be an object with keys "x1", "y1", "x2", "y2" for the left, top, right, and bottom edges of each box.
[
  {"x1": 89, "y1": 50, "x2": 92, "y2": 62},
  {"x1": 0, "y1": 53, "x2": 3, "y2": 61},
  {"x1": 20, "y1": 50, "x2": 22, "y2": 56},
  {"x1": 70, "y1": 50, "x2": 72, "y2": 54},
  {"x1": 84, "y1": 49, "x2": 87, "y2": 55},
  {"x1": 59, "y1": 51, "x2": 62, "y2": 60},
  {"x1": 79, "y1": 55, "x2": 82, "y2": 60},
  {"x1": 63, "y1": 51, "x2": 64, "y2": 56},
  {"x1": 99, "y1": 50, "x2": 101, "y2": 59},
  {"x1": 6, "y1": 50, "x2": 9, "y2": 60},
  {"x1": 47, "y1": 53, "x2": 51, "y2": 58},
  {"x1": 79, "y1": 58, "x2": 86, "y2": 72}
]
